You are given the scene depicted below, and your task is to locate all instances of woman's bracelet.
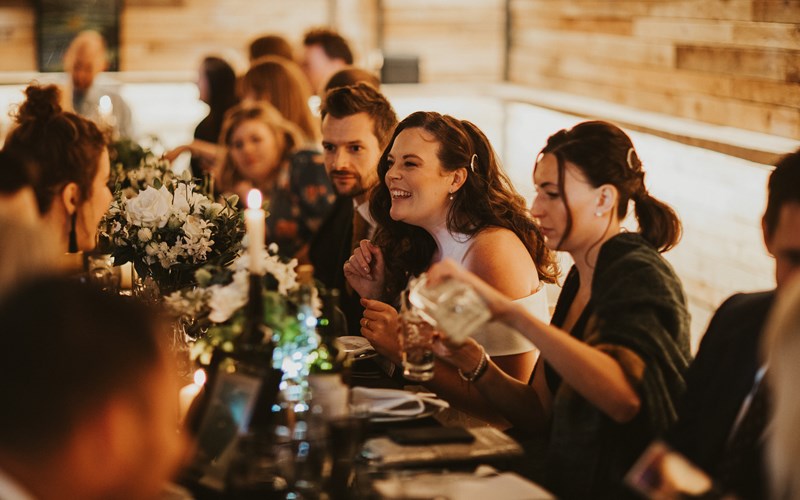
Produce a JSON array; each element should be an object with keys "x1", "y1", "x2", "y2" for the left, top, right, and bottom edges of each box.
[{"x1": 458, "y1": 345, "x2": 489, "y2": 383}]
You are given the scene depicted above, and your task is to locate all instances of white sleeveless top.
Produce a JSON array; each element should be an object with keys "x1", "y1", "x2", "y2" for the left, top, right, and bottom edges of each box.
[
  {"x1": 472, "y1": 292, "x2": 550, "y2": 357},
  {"x1": 440, "y1": 231, "x2": 550, "y2": 357}
]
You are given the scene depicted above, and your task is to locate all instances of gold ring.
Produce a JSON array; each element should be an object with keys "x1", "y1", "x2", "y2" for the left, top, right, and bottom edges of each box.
[{"x1": 364, "y1": 319, "x2": 370, "y2": 329}]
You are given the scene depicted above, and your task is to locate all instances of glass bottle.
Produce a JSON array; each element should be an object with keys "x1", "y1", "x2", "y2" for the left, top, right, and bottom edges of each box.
[{"x1": 309, "y1": 289, "x2": 350, "y2": 419}]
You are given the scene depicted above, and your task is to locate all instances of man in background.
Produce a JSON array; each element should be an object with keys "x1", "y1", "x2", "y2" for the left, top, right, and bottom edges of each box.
[
  {"x1": 667, "y1": 149, "x2": 800, "y2": 500},
  {"x1": 301, "y1": 28, "x2": 354, "y2": 95},
  {"x1": 62, "y1": 30, "x2": 134, "y2": 139},
  {"x1": 309, "y1": 83, "x2": 397, "y2": 335},
  {"x1": 248, "y1": 34, "x2": 295, "y2": 63},
  {"x1": 0, "y1": 277, "x2": 186, "y2": 499}
]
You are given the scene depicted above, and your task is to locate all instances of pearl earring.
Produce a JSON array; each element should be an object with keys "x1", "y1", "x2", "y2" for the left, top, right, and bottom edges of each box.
[
  {"x1": 449, "y1": 193, "x2": 454, "y2": 201},
  {"x1": 595, "y1": 210, "x2": 603, "y2": 217}
]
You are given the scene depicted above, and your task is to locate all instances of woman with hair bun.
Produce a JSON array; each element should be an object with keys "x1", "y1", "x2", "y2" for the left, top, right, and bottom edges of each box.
[
  {"x1": 3, "y1": 84, "x2": 112, "y2": 255},
  {"x1": 345, "y1": 111, "x2": 558, "y2": 424},
  {"x1": 426, "y1": 121, "x2": 691, "y2": 499}
]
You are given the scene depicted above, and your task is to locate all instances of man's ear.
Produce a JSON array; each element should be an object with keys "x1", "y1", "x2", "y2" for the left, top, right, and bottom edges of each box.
[{"x1": 61, "y1": 182, "x2": 80, "y2": 216}]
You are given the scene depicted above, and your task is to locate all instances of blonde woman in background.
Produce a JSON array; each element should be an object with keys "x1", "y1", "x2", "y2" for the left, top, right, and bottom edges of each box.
[
  {"x1": 763, "y1": 275, "x2": 800, "y2": 500},
  {"x1": 216, "y1": 102, "x2": 333, "y2": 259}
]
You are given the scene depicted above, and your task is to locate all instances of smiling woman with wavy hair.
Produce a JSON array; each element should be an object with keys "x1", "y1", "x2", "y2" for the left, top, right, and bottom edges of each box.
[{"x1": 344, "y1": 111, "x2": 557, "y2": 425}]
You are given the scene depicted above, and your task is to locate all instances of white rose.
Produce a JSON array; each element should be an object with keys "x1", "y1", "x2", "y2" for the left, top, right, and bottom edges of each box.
[
  {"x1": 208, "y1": 271, "x2": 248, "y2": 323},
  {"x1": 182, "y1": 215, "x2": 207, "y2": 241},
  {"x1": 125, "y1": 186, "x2": 172, "y2": 228},
  {"x1": 137, "y1": 227, "x2": 153, "y2": 242}
]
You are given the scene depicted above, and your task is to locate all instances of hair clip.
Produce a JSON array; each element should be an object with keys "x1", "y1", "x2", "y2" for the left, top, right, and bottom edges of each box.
[
  {"x1": 626, "y1": 148, "x2": 636, "y2": 170},
  {"x1": 469, "y1": 153, "x2": 478, "y2": 173}
]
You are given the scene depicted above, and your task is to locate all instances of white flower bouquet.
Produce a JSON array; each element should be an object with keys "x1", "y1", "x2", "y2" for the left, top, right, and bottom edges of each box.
[
  {"x1": 102, "y1": 179, "x2": 244, "y2": 295},
  {"x1": 165, "y1": 247, "x2": 322, "y2": 371}
]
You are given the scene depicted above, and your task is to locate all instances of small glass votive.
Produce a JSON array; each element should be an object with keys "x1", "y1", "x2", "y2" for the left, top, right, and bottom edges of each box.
[
  {"x1": 407, "y1": 273, "x2": 491, "y2": 344},
  {"x1": 85, "y1": 253, "x2": 121, "y2": 294},
  {"x1": 399, "y1": 304, "x2": 435, "y2": 382}
]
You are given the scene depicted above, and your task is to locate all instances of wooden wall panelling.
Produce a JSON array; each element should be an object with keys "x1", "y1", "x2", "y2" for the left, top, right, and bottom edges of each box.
[
  {"x1": 676, "y1": 45, "x2": 800, "y2": 83},
  {"x1": 509, "y1": 0, "x2": 800, "y2": 139},
  {"x1": 381, "y1": 0, "x2": 505, "y2": 82},
  {"x1": 0, "y1": 6, "x2": 37, "y2": 71},
  {"x1": 753, "y1": 0, "x2": 800, "y2": 23},
  {"x1": 648, "y1": 0, "x2": 755, "y2": 21}
]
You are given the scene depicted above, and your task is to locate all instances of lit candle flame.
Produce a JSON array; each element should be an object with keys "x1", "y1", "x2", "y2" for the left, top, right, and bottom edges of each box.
[{"x1": 247, "y1": 189, "x2": 262, "y2": 209}]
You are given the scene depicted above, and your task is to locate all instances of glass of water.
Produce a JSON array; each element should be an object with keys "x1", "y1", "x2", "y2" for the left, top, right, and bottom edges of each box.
[{"x1": 399, "y1": 293, "x2": 435, "y2": 382}]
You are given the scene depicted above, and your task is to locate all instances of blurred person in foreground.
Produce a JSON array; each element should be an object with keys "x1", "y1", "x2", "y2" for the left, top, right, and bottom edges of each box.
[
  {"x1": 309, "y1": 83, "x2": 397, "y2": 335},
  {"x1": 762, "y1": 274, "x2": 800, "y2": 500},
  {"x1": 666, "y1": 148, "x2": 800, "y2": 500},
  {"x1": 62, "y1": 30, "x2": 133, "y2": 139},
  {"x1": 0, "y1": 277, "x2": 186, "y2": 499},
  {"x1": 301, "y1": 28, "x2": 354, "y2": 95}
]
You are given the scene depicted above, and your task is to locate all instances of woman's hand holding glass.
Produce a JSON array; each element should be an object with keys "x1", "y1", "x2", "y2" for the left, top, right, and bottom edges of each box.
[{"x1": 344, "y1": 240, "x2": 386, "y2": 300}]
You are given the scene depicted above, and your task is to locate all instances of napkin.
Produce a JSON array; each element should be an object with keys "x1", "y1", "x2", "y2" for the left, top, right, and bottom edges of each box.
[{"x1": 350, "y1": 387, "x2": 449, "y2": 417}]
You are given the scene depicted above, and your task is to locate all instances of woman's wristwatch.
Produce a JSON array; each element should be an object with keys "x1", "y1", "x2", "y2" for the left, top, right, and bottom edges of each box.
[{"x1": 457, "y1": 345, "x2": 489, "y2": 383}]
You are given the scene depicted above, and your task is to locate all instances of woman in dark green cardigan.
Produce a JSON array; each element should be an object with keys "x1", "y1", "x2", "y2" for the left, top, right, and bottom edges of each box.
[{"x1": 428, "y1": 121, "x2": 692, "y2": 499}]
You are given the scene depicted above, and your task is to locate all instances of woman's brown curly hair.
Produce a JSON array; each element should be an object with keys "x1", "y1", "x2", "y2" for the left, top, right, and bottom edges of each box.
[{"x1": 370, "y1": 111, "x2": 559, "y2": 301}]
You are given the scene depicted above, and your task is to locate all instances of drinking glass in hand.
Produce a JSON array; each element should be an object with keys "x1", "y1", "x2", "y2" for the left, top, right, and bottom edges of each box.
[
  {"x1": 399, "y1": 305, "x2": 435, "y2": 382},
  {"x1": 407, "y1": 272, "x2": 490, "y2": 344}
]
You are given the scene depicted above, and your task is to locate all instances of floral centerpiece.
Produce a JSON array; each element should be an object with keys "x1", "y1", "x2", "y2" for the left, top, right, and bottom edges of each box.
[
  {"x1": 165, "y1": 247, "x2": 322, "y2": 380},
  {"x1": 108, "y1": 137, "x2": 181, "y2": 196},
  {"x1": 102, "y1": 178, "x2": 244, "y2": 295}
]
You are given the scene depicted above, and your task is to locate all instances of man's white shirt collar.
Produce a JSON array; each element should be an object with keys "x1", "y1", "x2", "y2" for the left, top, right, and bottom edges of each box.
[{"x1": 353, "y1": 199, "x2": 377, "y2": 238}]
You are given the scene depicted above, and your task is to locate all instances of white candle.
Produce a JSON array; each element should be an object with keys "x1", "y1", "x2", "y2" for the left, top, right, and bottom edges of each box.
[
  {"x1": 98, "y1": 95, "x2": 113, "y2": 119},
  {"x1": 178, "y1": 369, "x2": 207, "y2": 422},
  {"x1": 245, "y1": 189, "x2": 266, "y2": 274}
]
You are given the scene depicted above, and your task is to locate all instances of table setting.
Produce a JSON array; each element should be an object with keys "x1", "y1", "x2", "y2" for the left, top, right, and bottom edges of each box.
[{"x1": 84, "y1": 139, "x2": 555, "y2": 499}]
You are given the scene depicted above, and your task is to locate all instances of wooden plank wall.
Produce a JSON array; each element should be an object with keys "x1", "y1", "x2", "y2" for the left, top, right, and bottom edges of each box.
[
  {"x1": 381, "y1": 0, "x2": 506, "y2": 83},
  {"x1": 0, "y1": 0, "x2": 332, "y2": 73},
  {"x1": 509, "y1": 0, "x2": 800, "y2": 139},
  {"x1": 0, "y1": 1, "x2": 36, "y2": 72}
]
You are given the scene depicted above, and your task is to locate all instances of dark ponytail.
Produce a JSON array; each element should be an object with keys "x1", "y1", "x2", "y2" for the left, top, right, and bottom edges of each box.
[{"x1": 633, "y1": 188, "x2": 682, "y2": 252}]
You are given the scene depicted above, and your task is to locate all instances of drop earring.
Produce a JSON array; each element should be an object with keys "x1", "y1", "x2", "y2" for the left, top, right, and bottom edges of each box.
[
  {"x1": 68, "y1": 212, "x2": 78, "y2": 253},
  {"x1": 449, "y1": 193, "x2": 454, "y2": 201}
]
